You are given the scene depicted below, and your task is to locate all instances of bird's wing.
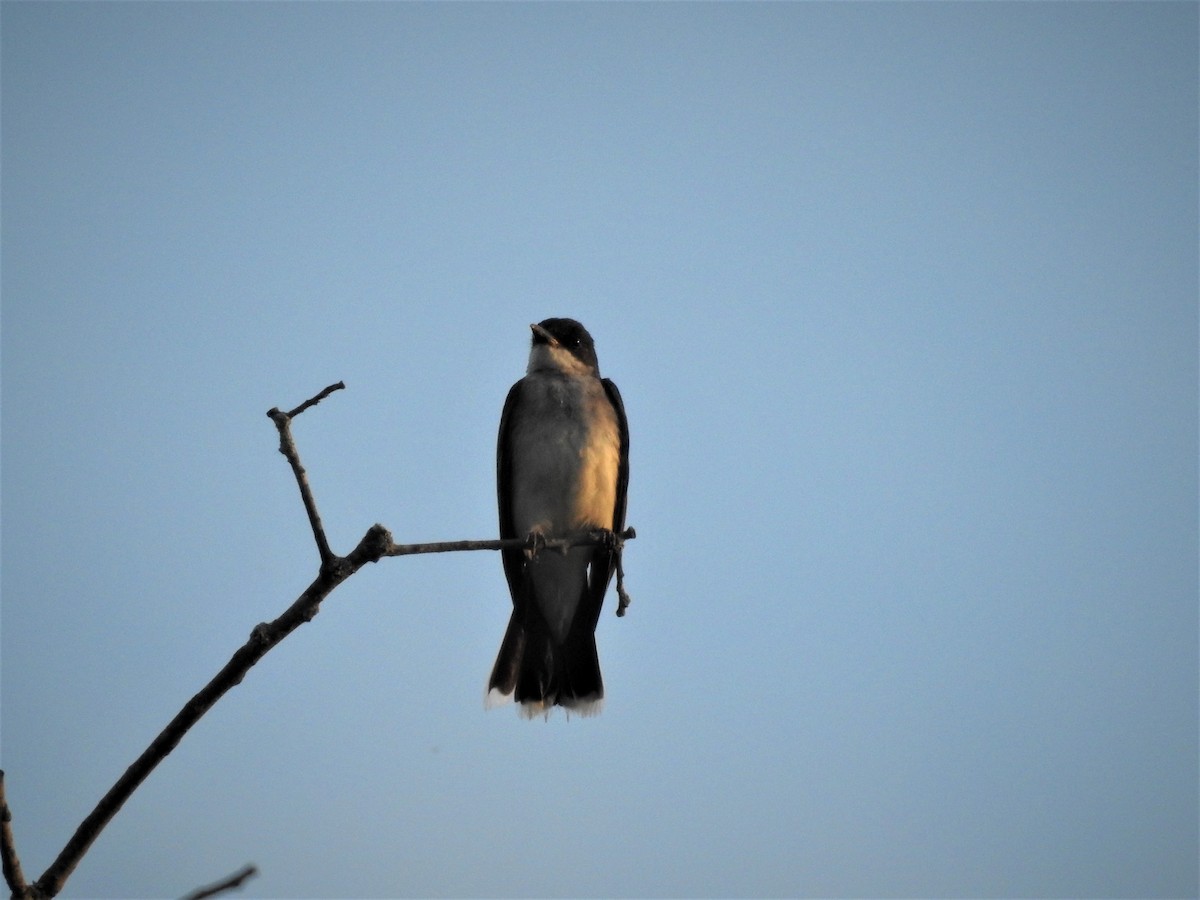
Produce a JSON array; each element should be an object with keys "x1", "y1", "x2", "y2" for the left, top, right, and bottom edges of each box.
[
  {"x1": 582, "y1": 377, "x2": 630, "y2": 628},
  {"x1": 604, "y1": 377, "x2": 630, "y2": 537},
  {"x1": 496, "y1": 379, "x2": 525, "y2": 604}
]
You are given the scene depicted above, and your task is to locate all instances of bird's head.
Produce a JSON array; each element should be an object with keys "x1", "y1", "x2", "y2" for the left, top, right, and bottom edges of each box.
[{"x1": 528, "y1": 318, "x2": 600, "y2": 376}]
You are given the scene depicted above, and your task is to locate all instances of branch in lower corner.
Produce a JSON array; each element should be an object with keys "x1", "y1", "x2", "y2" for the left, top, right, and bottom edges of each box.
[
  {"x1": 0, "y1": 770, "x2": 28, "y2": 897},
  {"x1": 180, "y1": 863, "x2": 258, "y2": 900}
]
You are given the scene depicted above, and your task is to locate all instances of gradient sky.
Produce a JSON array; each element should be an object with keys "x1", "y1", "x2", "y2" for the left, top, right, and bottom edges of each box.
[{"x1": 2, "y1": 3, "x2": 1197, "y2": 898}]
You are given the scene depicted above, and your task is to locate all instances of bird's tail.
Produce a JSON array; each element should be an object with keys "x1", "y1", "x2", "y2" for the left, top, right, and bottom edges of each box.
[{"x1": 486, "y1": 611, "x2": 603, "y2": 717}]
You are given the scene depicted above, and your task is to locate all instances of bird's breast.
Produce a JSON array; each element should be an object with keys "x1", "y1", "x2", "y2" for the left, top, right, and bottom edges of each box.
[{"x1": 509, "y1": 374, "x2": 619, "y2": 536}]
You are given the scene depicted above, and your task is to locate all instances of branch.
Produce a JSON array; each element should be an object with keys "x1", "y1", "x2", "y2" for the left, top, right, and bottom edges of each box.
[
  {"x1": 384, "y1": 529, "x2": 636, "y2": 614},
  {"x1": 1, "y1": 771, "x2": 27, "y2": 898},
  {"x1": 383, "y1": 527, "x2": 636, "y2": 557},
  {"x1": 614, "y1": 528, "x2": 636, "y2": 616},
  {"x1": 27, "y1": 521, "x2": 394, "y2": 898},
  {"x1": 281, "y1": 381, "x2": 344, "y2": 419},
  {"x1": 266, "y1": 381, "x2": 345, "y2": 566},
  {"x1": 180, "y1": 864, "x2": 258, "y2": 900},
  {"x1": 13, "y1": 382, "x2": 636, "y2": 899}
]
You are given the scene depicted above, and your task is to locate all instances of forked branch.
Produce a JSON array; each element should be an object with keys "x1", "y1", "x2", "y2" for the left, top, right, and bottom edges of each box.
[{"x1": 2, "y1": 381, "x2": 635, "y2": 900}]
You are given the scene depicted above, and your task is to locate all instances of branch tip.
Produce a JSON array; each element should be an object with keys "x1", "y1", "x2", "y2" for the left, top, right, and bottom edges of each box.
[
  {"x1": 181, "y1": 863, "x2": 258, "y2": 900},
  {"x1": 269, "y1": 383, "x2": 341, "y2": 564},
  {"x1": 284, "y1": 381, "x2": 345, "y2": 419}
]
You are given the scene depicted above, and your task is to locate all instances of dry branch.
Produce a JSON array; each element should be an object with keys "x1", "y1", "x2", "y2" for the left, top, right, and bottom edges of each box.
[
  {"x1": 179, "y1": 863, "x2": 257, "y2": 900},
  {"x1": 384, "y1": 528, "x2": 635, "y2": 557},
  {"x1": 266, "y1": 381, "x2": 345, "y2": 565},
  {"x1": 2, "y1": 382, "x2": 635, "y2": 900},
  {"x1": 1, "y1": 772, "x2": 27, "y2": 897}
]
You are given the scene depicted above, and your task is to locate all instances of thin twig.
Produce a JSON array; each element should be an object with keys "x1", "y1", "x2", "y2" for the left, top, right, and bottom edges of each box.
[
  {"x1": 614, "y1": 526, "x2": 636, "y2": 616},
  {"x1": 388, "y1": 529, "x2": 637, "y2": 618},
  {"x1": 180, "y1": 863, "x2": 258, "y2": 900},
  {"x1": 266, "y1": 382, "x2": 344, "y2": 566},
  {"x1": 383, "y1": 528, "x2": 636, "y2": 558},
  {"x1": 284, "y1": 381, "x2": 344, "y2": 419},
  {"x1": 0, "y1": 771, "x2": 27, "y2": 897}
]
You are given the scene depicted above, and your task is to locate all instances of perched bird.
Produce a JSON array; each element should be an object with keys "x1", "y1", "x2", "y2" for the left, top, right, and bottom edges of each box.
[{"x1": 487, "y1": 318, "x2": 630, "y2": 717}]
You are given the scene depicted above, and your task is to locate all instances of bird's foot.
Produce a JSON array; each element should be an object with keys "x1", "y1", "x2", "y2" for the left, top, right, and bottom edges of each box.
[{"x1": 523, "y1": 531, "x2": 547, "y2": 560}]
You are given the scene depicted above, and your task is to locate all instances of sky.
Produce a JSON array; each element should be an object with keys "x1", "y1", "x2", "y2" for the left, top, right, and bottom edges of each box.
[{"x1": 2, "y1": 3, "x2": 1197, "y2": 899}]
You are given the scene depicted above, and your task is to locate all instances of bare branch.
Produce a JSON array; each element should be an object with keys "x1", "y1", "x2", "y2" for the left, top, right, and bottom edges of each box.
[
  {"x1": 615, "y1": 526, "x2": 636, "y2": 616},
  {"x1": 16, "y1": 384, "x2": 636, "y2": 898},
  {"x1": 180, "y1": 864, "x2": 258, "y2": 900},
  {"x1": 29, "y1": 522, "x2": 393, "y2": 899},
  {"x1": 266, "y1": 382, "x2": 345, "y2": 566},
  {"x1": 383, "y1": 527, "x2": 636, "y2": 558},
  {"x1": 281, "y1": 380, "x2": 345, "y2": 419},
  {"x1": 1, "y1": 771, "x2": 28, "y2": 897},
  {"x1": 386, "y1": 528, "x2": 637, "y2": 618}
]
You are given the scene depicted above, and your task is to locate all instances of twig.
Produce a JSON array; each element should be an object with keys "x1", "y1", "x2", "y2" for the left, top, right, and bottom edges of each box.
[
  {"x1": 383, "y1": 528, "x2": 636, "y2": 558},
  {"x1": 1, "y1": 771, "x2": 27, "y2": 897},
  {"x1": 283, "y1": 381, "x2": 344, "y2": 419},
  {"x1": 266, "y1": 382, "x2": 344, "y2": 566},
  {"x1": 388, "y1": 530, "x2": 637, "y2": 617},
  {"x1": 614, "y1": 527, "x2": 636, "y2": 616},
  {"x1": 180, "y1": 863, "x2": 258, "y2": 900}
]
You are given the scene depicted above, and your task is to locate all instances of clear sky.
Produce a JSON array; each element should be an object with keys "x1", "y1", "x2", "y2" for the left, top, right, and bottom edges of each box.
[{"x1": 2, "y1": 3, "x2": 1196, "y2": 898}]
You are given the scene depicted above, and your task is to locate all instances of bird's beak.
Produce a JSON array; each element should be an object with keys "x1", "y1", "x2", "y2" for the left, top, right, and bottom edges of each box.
[{"x1": 530, "y1": 323, "x2": 558, "y2": 346}]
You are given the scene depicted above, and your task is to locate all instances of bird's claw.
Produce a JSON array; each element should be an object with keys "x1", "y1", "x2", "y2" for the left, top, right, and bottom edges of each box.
[{"x1": 523, "y1": 531, "x2": 547, "y2": 560}]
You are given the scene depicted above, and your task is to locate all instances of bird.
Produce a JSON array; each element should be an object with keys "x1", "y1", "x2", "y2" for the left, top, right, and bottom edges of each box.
[{"x1": 487, "y1": 318, "x2": 630, "y2": 717}]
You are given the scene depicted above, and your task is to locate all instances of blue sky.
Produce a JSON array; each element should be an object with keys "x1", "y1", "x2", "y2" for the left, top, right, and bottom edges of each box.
[{"x1": 2, "y1": 3, "x2": 1196, "y2": 898}]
